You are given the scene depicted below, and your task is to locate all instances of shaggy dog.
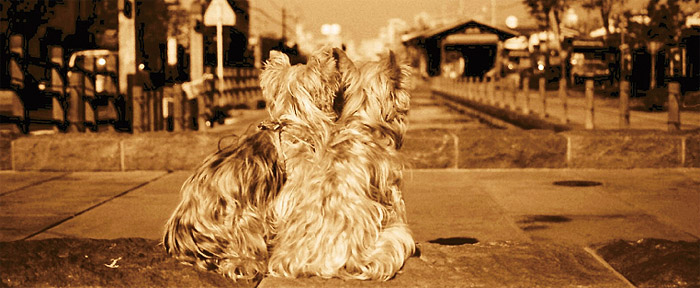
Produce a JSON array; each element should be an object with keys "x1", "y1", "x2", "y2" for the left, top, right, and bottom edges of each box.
[{"x1": 163, "y1": 47, "x2": 414, "y2": 282}]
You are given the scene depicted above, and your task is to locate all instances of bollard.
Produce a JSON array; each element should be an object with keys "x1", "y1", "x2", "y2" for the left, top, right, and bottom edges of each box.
[
  {"x1": 128, "y1": 74, "x2": 143, "y2": 133},
  {"x1": 511, "y1": 78, "x2": 518, "y2": 111},
  {"x1": 488, "y1": 77, "x2": 495, "y2": 106},
  {"x1": 9, "y1": 35, "x2": 24, "y2": 89},
  {"x1": 668, "y1": 82, "x2": 681, "y2": 131},
  {"x1": 172, "y1": 85, "x2": 184, "y2": 131},
  {"x1": 466, "y1": 77, "x2": 472, "y2": 100},
  {"x1": 498, "y1": 78, "x2": 508, "y2": 109},
  {"x1": 619, "y1": 80, "x2": 630, "y2": 129},
  {"x1": 67, "y1": 70, "x2": 85, "y2": 132},
  {"x1": 539, "y1": 77, "x2": 547, "y2": 117},
  {"x1": 523, "y1": 76, "x2": 530, "y2": 114},
  {"x1": 499, "y1": 78, "x2": 507, "y2": 108},
  {"x1": 585, "y1": 79, "x2": 595, "y2": 130},
  {"x1": 559, "y1": 79, "x2": 568, "y2": 124}
]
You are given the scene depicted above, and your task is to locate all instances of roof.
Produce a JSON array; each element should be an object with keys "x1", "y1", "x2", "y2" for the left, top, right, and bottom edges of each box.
[{"x1": 402, "y1": 19, "x2": 520, "y2": 44}]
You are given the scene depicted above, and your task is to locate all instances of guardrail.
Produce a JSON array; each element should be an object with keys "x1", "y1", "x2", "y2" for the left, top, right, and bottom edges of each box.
[
  {"x1": 431, "y1": 76, "x2": 685, "y2": 131},
  {"x1": 1, "y1": 34, "x2": 263, "y2": 134}
]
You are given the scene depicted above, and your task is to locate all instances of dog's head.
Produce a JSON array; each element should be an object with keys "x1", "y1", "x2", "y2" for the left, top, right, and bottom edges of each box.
[
  {"x1": 260, "y1": 48, "x2": 355, "y2": 126},
  {"x1": 339, "y1": 51, "x2": 411, "y2": 148}
]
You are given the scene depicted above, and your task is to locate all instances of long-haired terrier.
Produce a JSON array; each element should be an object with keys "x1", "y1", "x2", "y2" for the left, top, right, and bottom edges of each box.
[
  {"x1": 163, "y1": 47, "x2": 414, "y2": 282},
  {"x1": 266, "y1": 49, "x2": 414, "y2": 281},
  {"x1": 163, "y1": 48, "x2": 344, "y2": 281}
]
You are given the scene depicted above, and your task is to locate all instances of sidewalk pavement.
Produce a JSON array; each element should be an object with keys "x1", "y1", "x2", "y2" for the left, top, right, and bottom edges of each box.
[{"x1": 2, "y1": 168, "x2": 698, "y2": 286}]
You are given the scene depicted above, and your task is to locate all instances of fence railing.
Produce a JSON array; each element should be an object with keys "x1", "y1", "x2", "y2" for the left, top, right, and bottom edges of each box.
[
  {"x1": 430, "y1": 75, "x2": 686, "y2": 131},
  {"x1": 1, "y1": 33, "x2": 263, "y2": 134}
]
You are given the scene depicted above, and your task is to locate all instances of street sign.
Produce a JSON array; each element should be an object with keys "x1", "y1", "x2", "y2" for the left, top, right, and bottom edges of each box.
[{"x1": 203, "y1": 0, "x2": 236, "y2": 27}]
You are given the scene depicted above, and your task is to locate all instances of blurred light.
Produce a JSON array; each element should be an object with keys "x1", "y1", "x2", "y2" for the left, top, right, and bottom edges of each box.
[
  {"x1": 205, "y1": 120, "x2": 212, "y2": 127},
  {"x1": 97, "y1": 57, "x2": 107, "y2": 66},
  {"x1": 321, "y1": 23, "x2": 341, "y2": 36},
  {"x1": 538, "y1": 64, "x2": 545, "y2": 71},
  {"x1": 571, "y1": 59, "x2": 577, "y2": 65},
  {"x1": 138, "y1": 63, "x2": 146, "y2": 70},
  {"x1": 38, "y1": 82, "x2": 46, "y2": 90},
  {"x1": 564, "y1": 8, "x2": 578, "y2": 26},
  {"x1": 249, "y1": 36, "x2": 259, "y2": 46},
  {"x1": 505, "y1": 16, "x2": 518, "y2": 29}
]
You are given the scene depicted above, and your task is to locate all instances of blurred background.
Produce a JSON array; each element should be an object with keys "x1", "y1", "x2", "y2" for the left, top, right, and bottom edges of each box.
[{"x1": 1, "y1": 0, "x2": 699, "y2": 133}]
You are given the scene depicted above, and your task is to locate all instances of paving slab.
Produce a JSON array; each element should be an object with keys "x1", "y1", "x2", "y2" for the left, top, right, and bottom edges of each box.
[
  {"x1": 403, "y1": 170, "x2": 531, "y2": 243},
  {"x1": 567, "y1": 169, "x2": 700, "y2": 238},
  {"x1": 0, "y1": 171, "x2": 67, "y2": 196},
  {"x1": 0, "y1": 171, "x2": 166, "y2": 241},
  {"x1": 31, "y1": 171, "x2": 190, "y2": 240},
  {"x1": 462, "y1": 169, "x2": 700, "y2": 245},
  {"x1": 1, "y1": 169, "x2": 697, "y2": 287}
]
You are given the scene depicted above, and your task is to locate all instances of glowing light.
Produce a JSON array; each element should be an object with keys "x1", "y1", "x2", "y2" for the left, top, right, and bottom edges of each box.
[
  {"x1": 138, "y1": 63, "x2": 146, "y2": 70},
  {"x1": 538, "y1": 64, "x2": 545, "y2": 71},
  {"x1": 38, "y1": 83, "x2": 46, "y2": 90},
  {"x1": 505, "y1": 16, "x2": 518, "y2": 29},
  {"x1": 97, "y1": 58, "x2": 107, "y2": 66},
  {"x1": 321, "y1": 23, "x2": 341, "y2": 36}
]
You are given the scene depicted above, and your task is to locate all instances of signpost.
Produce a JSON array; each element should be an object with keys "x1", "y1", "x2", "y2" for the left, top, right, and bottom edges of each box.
[{"x1": 204, "y1": 0, "x2": 236, "y2": 95}]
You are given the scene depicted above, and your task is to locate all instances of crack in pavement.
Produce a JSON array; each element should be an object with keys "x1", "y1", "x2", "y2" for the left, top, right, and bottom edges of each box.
[
  {"x1": 0, "y1": 173, "x2": 71, "y2": 197},
  {"x1": 22, "y1": 171, "x2": 173, "y2": 240}
]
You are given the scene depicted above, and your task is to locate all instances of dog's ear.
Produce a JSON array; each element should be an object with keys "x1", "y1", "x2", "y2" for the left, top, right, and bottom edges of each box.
[
  {"x1": 332, "y1": 48, "x2": 356, "y2": 77},
  {"x1": 266, "y1": 50, "x2": 291, "y2": 68},
  {"x1": 385, "y1": 50, "x2": 404, "y2": 88},
  {"x1": 331, "y1": 47, "x2": 359, "y2": 118}
]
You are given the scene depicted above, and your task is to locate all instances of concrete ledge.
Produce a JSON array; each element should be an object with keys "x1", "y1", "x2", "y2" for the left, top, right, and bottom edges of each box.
[
  {"x1": 3, "y1": 129, "x2": 699, "y2": 171},
  {"x1": 12, "y1": 134, "x2": 123, "y2": 171},
  {"x1": 686, "y1": 134, "x2": 700, "y2": 167},
  {"x1": 563, "y1": 130, "x2": 684, "y2": 168},
  {"x1": 456, "y1": 129, "x2": 567, "y2": 168},
  {"x1": 0, "y1": 130, "x2": 21, "y2": 170},
  {"x1": 122, "y1": 133, "x2": 220, "y2": 171}
]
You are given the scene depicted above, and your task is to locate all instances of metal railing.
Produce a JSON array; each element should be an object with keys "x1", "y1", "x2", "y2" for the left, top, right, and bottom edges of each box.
[{"x1": 431, "y1": 75, "x2": 687, "y2": 131}]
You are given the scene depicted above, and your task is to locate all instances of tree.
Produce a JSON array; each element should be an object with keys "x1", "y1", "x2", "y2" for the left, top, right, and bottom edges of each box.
[
  {"x1": 523, "y1": 0, "x2": 570, "y2": 122},
  {"x1": 623, "y1": 0, "x2": 696, "y2": 89},
  {"x1": 581, "y1": 0, "x2": 627, "y2": 41}
]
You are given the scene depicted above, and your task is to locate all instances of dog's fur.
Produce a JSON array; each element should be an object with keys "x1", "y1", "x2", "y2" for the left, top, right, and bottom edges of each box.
[
  {"x1": 163, "y1": 47, "x2": 413, "y2": 282},
  {"x1": 266, "y1": 49, "x2": 414, "y2": 280},
  {"x1": 163, "y1": 48, "x2": 343, "y2": 281}
]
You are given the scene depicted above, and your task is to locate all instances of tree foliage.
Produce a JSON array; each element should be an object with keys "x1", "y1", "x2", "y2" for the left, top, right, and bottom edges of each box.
[
  {"x1": 580, "y1": 0, "x2": 627, "y2": 39},
  {"x1": 522, "y1": 0, "x2": 568, "y2": 31},
  {"x1": 623, "y1": 0, "x2": 692, "y2": 49}
]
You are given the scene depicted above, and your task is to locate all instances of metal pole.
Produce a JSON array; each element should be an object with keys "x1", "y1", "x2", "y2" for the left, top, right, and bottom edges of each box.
[
  {"x1": 668, "y1": 82, "x2": 681, "y2": 131},
  {"x1": 523, "y1": 76, "x2": 530, "y2": 114},
  {"x1": 539, "y1": 77, "x2": 547, "y2": 117},
  {"x1": 559, "y1": 79, "x2": 568, "y2": 124},
  {"x1": 585, "y1": 79, "x2": 595, "y2": 130},
  {"x1": 217, "y1": 20, "x2": 224, "y2": 99},
  {"x1": 619, "y1": 80, "x2": 630, "y2": 129}
]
